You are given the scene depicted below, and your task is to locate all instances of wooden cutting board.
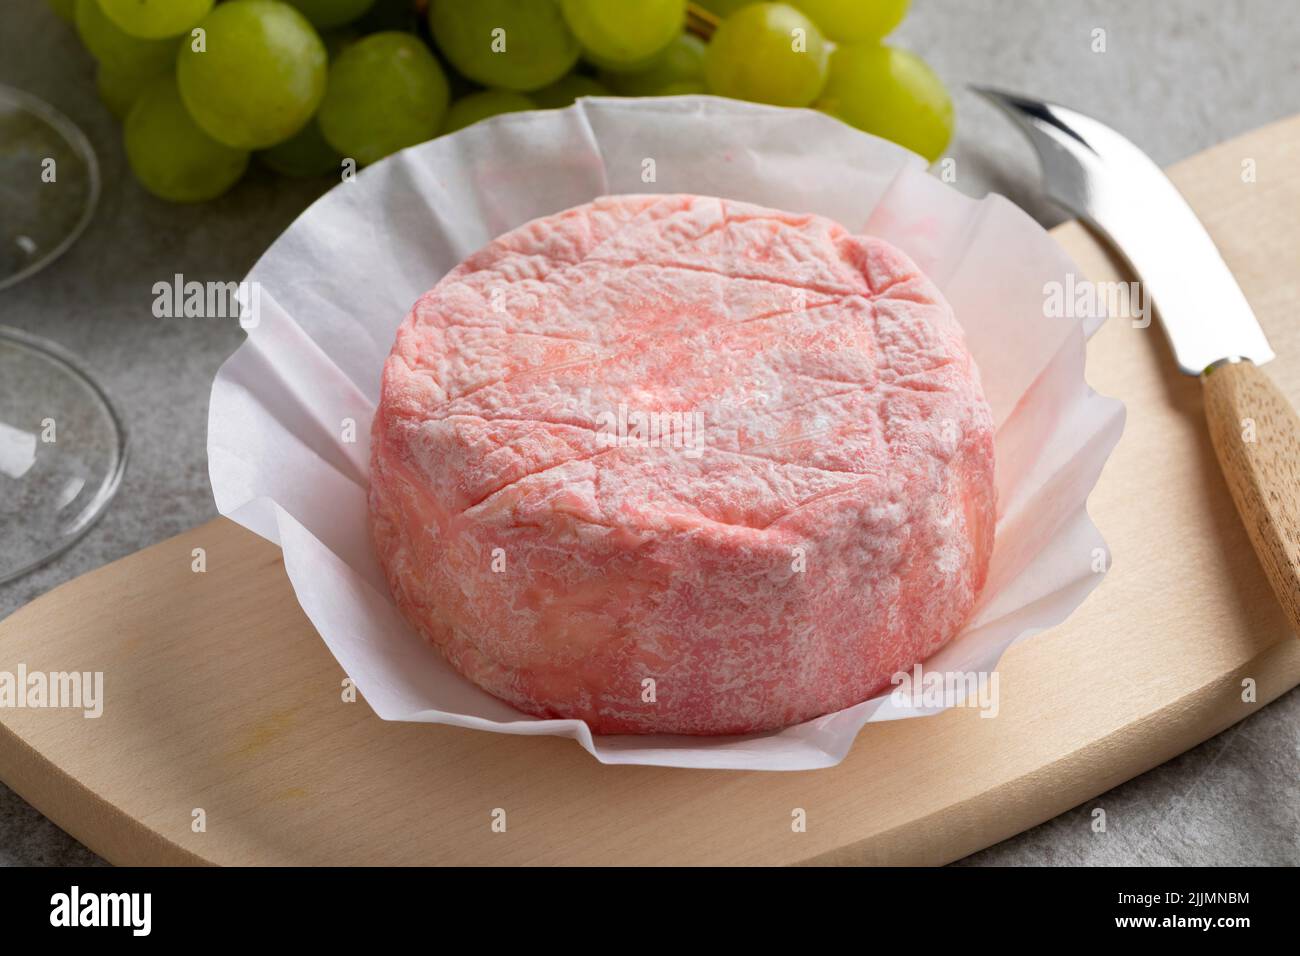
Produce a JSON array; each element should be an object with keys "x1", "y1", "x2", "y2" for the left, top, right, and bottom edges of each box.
[{"x1": 3, "y1": 116, "x2": 1299, "y2": 867}]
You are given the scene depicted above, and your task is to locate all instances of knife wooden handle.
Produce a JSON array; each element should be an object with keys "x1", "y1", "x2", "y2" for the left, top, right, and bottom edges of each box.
[{"x1": 1203, "y1": 359, "x2": 1300, "y2": 637}]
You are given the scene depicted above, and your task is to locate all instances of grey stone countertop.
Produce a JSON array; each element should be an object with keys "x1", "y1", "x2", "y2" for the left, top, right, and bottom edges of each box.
[{"x1": 1, "y1": 0, "x2": 1298, "y2": 865}]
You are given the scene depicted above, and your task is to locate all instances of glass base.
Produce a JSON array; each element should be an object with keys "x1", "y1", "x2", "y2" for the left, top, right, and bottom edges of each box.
[
  {"x1": 0, "y1": 83, "x2": 100, "y2": 291},
  {"x1": 0, "y1": 328, "x2": 127, "y2": 585}
]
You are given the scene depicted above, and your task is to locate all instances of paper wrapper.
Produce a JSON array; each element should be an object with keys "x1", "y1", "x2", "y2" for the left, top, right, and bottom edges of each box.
[{"x1": 208, "y1": 97, "x2": 1125, "y2": 771}]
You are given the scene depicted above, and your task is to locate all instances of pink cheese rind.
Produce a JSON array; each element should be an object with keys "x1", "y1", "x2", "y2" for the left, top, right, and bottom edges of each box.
[{"x1": 369, "y1": 194, "x2": 995, "y2": 735}]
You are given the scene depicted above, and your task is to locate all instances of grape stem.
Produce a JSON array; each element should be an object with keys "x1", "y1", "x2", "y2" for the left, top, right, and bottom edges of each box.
[{"x1": 686, "y1": 3, "x2": 719, "y2": 40}]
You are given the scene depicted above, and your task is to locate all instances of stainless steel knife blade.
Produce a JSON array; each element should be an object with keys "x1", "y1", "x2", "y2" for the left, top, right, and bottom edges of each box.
[
  {"x1": 972, "y1": 86, "x2": 1274, "y2": 376},
  {"x1": 975, "y1": 87, "x2": 1300, "y2": 644}
]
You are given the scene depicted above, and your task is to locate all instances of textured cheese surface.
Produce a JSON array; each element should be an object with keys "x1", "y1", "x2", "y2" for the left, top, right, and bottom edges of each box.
[{"x1": 369, "y1": 194, "x2": 995, "y2": 735}]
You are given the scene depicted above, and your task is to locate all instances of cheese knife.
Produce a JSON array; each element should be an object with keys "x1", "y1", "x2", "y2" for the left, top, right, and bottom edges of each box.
[{"x1": 975, "y1": 87, "x2": 1300, "y2": 637}]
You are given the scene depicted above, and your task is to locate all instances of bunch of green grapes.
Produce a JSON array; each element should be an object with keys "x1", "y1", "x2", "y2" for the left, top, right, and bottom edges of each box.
[
  {"x1": 700, "y1": 1, "x2": 950, "y2": 159},
  {"x1": 54, "y1": 0, "x2": 952, "y2": 203}
]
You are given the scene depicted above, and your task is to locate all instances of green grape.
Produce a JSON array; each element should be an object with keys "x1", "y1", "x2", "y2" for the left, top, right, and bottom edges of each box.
[
  {"x1": 96, "y1": 64, "x2": 162, "y2": 120},
  {"x1": 704, "y1": 2, "x2": 828, "y2": 107},
  {"x1": 177, "y1": 0, "x2": 328, "y2": 150},
  {"x1": 125, "y1": 76, "x2": 249, "y2": 202},
  {"x1": 74, "y1": 0, "x2": 178, "y2": 74},
  {"x1": 428, "y1": 0, "x2": 579, "y2": 92},
  {"x1": 98, "y1": 0, "x2": 214, "y2": 39},
  {"x1": 318, "y1": 31, "x2": 449, "y2": 165},
  {"x1": 791, "y1": 0, "x2": 908, "y2": 43},
  {"x1": 282, "y1": 0, "x2": 377, "y2": 30},
  {"x1": 531, "y1": 73, "x2": 608, "y2": 108},
  {"x1": 258, "y1": 119, "x2": 341, "y2": 176},
  {"x1": 599, "y1": 33, "x2": 705, "y2": 96},
  {"x1": 815, "y1": 44, "x2": 953, "y2": 162},
  {"x1": 46, "y1": 0, "x2": 76, "y2": 22},
  {"x1": 560, "y1": 0, "x2": 684, "y2": 72},
  {"x1": 441, "y1": 90, "x2": 534, "y2": 134}
]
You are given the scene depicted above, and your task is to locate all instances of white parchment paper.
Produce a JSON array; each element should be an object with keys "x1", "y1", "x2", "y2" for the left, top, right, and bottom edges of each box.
[{"x1": 208, "y1": 96, "x2": 1125, "y2": 770}]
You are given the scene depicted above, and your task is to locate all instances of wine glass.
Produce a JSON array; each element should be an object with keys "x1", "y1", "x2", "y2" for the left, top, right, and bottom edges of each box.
[{"x1": 0, "y1": 83, "x2": 127, "y2": 584}]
